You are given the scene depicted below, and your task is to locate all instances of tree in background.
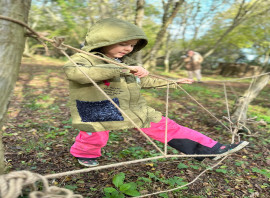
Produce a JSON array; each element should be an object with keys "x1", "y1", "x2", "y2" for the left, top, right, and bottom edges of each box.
[
  {"x1": 134, "y1": 0, "x2": 145, "y2": 64},
  {"x1": 0, "y1": 0, "x2": 32, "y2": 174},
  {"x1": 231, "y1": 74, "x2": 270, "y2": 127},
  {"x1": 143, "y1": 0, "x2": 184, "y2": 70},
  {"x1": 230, "y1": 9, "x2": 270, "y2": 125},
  {"x1": 167, "y1": 0, "x2": 270, "y2": 71},
  {"x1": 170, "y1": 0, "x2": 229, "y2": 70},
  {"x1": 26, "y1": 0, "x2": 139, "y2": 56},
  {"x1": 202, "y1": 0, "x2": 270, "y2": 59},
  {"x1": 190, "y1": 0, "x2": 270, "y2": 126}
]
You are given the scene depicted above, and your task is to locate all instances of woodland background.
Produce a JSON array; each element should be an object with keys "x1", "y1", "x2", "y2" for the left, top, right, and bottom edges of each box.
[
  {"x1": 0, "y1": 0, "x2": 269, "y2": 197},
  {"x1": 25, "y1": 0, "x2": 270, "y2": 71}
]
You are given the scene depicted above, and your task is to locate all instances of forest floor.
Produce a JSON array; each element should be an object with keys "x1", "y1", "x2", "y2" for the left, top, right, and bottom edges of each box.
[{"x1": 2, "y1": 57, "x2": 270, "y2": 198}]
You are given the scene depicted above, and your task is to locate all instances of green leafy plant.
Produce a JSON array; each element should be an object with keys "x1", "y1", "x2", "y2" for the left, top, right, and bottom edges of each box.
[
  {"x1": 146, "y1": 171, "x2": 188, "y2": 189},
  {"x1": 119, "y1": 146, "x2": 152, "y2": 159},
  {"x1": 215, "y1": 165, "x2": 228, "y2": 174},
  {"x1": 190, "y1": 165, "x2": 200, "y2": 170},
  {"x1": 159, "y1": 192, "x2": 169, "y2": 198},
  {"x1": 177, "y1": 163, "x2": 188, "y2": 169},
  {"x1": 252, "y1": 167, "x2": 270, "y2": 178},
  {"x1": 103, "y1": 172, "x2": 140, "y2": 198}
]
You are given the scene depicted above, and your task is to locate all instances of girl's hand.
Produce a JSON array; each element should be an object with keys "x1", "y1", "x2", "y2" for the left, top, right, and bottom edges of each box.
[
  {"x1": 176, "y1": 78, "x2": 194, "y2": 84},
  {"x1": 129, "y1": 66, "x2": 149, "y2": 78}
]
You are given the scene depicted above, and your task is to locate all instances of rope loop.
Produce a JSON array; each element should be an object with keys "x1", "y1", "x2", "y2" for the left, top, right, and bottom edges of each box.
[
  {"x1": 0, "y1": 170, "x2": 82, "y2": 198},
  {"x1": 29, "y1": 186, "x2": 83, "y2": 198}
]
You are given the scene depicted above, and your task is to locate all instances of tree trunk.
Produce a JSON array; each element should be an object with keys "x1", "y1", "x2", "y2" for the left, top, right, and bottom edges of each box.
[
  {"x1": 143, "y1": 0, "x2": 184, "y2": 70},
  {"x1": 0, "y1": 0, "x2": 32, "y2": 174},
  {"x1": 164, "y1": 33, "x2": 171, "y2": 73},
  {"x1": 134, "y1": 0, "x2": 145, "y2": 65},
  {"x1": 164, "y1": 49, "x2": 171, "y2": 73},
  {"x1": 231, "y1": 74, "x2": 270, "y2": 124}
]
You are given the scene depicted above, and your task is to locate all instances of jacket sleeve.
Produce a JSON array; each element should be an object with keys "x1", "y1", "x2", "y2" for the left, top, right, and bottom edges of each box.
[
  {"x1": 63, "y1": 55, "x2": 122, "y2": 84},
  {"x1": 140, "y1": 76, "x2": 177, "y2": 89}
]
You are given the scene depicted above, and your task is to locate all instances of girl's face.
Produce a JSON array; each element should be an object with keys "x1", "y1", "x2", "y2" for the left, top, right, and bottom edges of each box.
[{"x1": 102, "y1": 39, "x2": 139, "y2": 59}]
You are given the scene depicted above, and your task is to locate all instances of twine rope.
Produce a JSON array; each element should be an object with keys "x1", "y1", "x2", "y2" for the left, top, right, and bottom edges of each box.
[
  {"x1": 0, "y1": 171, "x2": 82, "y2": 198},
  {"x1": 223, "y1": 83, "x2": 238, "y2": 143},
  {"x1": 164, "y1": 83, "x2": 170, "y2": 155}
]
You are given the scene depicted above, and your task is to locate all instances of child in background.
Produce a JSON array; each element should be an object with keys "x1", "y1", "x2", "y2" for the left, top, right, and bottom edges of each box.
[{"x1": 63, "y1": 18, "x2": 248, "y2": 167}]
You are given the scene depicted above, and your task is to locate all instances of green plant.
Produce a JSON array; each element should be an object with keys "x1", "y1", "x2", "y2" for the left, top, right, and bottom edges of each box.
[
  {"x1": 146, "y1": 171, "x2": 188, "y2": 189},
  {"x1": 215, "y1": 165, "x2": 228, "y2": 174},
  {"x1": 177, "y1": 163, "x2": 188, "y2": 169},
  {"x1": 159, "y1": 192, "x2": 169, "y2": 198},
  {"x1": 235, "y1": 160, "x2": 245, "y2": 167},
  {"x1": 25, "y1": 99, "x2": 42, "y2": 110},
  {"x1": 103, "y1": 172, "x2": 140, "y2": 198},
  {"x1": 65, "y1": 185, "x2": 78, "y2": 191},
  {"x1": 119, "y1": 146, "x2": 152, "y2": 159},
  {"x1": 190, "y1": 165, "x2": 200, "y2": 170},
  {"x1": 252, "y1": 167, "x2": 270, "y2": 178}
]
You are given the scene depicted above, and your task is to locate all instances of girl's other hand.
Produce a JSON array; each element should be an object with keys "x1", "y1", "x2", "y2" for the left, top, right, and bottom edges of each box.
[
  {"x1": 129, "y1": 66, "x2": 149, "y2": 78},
  {"x1": 176, "y1": 78, "x2": 194, "y2": 84}
]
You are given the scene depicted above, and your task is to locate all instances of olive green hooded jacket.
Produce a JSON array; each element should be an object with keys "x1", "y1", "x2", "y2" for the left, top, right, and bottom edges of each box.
[{"x1": 63, "y1": 18, "x2": 175, "y2": 132}]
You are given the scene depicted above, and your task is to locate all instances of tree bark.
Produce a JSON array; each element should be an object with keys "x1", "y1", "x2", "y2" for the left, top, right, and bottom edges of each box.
[
  {"x1": 164, "y1": 50, "x2": 171, "y2": 73},
  {"x1": 134, "y1": 0, "x2": 145, "y2": 65},
  {"x1": 164, "y1": 32, "x2": 171, "y2": 72},
  {"x1": 0, "y1": 0, "x2": 32, "y2": 174},
  {"x1": 231, "y1": 45, "x2": 270, "y2": 126},
  {"x1": 231, "y1": 74, "x2": 270, "y2": 124}
]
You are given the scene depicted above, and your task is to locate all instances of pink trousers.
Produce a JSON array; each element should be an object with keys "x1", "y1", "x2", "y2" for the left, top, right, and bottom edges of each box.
[{"x1": 70, "y1": 117, "x2": 219, "y2": 158}]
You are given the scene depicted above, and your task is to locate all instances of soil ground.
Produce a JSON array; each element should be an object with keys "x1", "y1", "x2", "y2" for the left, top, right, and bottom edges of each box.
[{"x1": 2, "y1": 59, "x2": 270, "y2": 197}]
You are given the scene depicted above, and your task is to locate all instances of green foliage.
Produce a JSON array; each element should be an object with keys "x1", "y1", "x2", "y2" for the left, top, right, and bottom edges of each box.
[
  {"x1": 215, "y1": 165, "x2": 228, "y2": 174},
  {"x1": 28, "y1": 0, "x2": 270, "y2": 69},
  {"x1": 215, "y1": 168, "x2": 228, "y2": 174},
  {"x1": 146, "y1": 171, "x2": 188, "y2": 190},
  {"x1": 234, "y1": 160, "x2": 246, "y2": 167},
  {"x1": 159, "y1": 192, "x2": 169, "y2": 198},
  {"x1": 190, "y1": 165, "x2": 199, "y2": 170},
  {"x1": 189, "y1": 0, "x2": 270, "y2": 65},
  {"x1": 137, "y1": 177, "x2": 152, "y2": 183},
  {"x1": 65, "y1": 185, "x2": 78, "y2": 191},
  {"x1": 252, "y1": 167, "x2": 270, "y2": 178},
  {"x1": 112, "y1": 172, "x2": 125, "y2": 188},
  {"x1": 119, "y1": 146, "x2": 152, "y2": 159},
  {"x1": 249, "y1": 105, "x2": 270, "y2": 129},
  {"x1": 177, "y1": 163, "x2": 188, "y2": 169},
  {"x1": 103, "y1": 172, "x2": 140, "y2": 198}
]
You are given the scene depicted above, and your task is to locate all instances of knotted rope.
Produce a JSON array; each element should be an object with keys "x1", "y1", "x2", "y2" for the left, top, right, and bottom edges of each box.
[{"x1": 0, "y1": 171, "x2": 82, "y2": 198}]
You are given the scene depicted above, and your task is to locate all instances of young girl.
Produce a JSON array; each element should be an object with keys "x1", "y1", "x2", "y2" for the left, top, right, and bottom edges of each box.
[{"x1": 63, "y1": 18, "x2": 248, "y2": 167}]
